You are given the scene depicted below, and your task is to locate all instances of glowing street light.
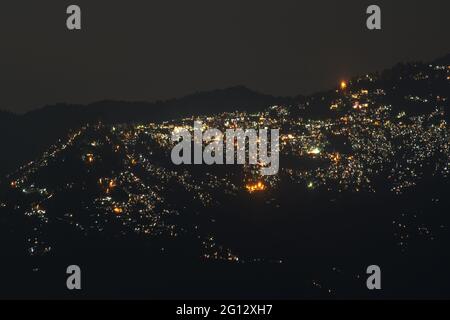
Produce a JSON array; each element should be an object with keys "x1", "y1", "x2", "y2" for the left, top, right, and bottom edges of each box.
[{"x1": 113, "y1": 206, "x2": 123, "y2": 215}]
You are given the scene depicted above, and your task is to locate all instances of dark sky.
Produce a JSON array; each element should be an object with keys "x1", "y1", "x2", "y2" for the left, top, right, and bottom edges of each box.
[{"x1": 1, "y1": 0, "x2": 449, "y2": 113}]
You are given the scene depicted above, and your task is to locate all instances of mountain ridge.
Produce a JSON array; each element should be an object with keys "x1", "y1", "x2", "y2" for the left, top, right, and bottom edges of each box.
[{"x1": 0, "y1": 54, "x2": 448, "y2": 177}]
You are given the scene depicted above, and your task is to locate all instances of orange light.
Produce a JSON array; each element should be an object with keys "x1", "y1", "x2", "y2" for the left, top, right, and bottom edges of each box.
[
  {"x1": 10, "y1": 181, "x2": 17, "y2": 188},
  {"x1": 340, "y1": 81, "x2": 347, "y2": 90},
  {"x1": 331, "y1": 153, "x2": 341, "y2": 163},
  {"x1": 86, "y1": 154, "x2": 94, "y2": 163},
  {"x1": 113, "y1": 207, "x2": 123, "y2": 215},
  {"x1": 109, "y1": 180, "x2": 117, "y2": 188},
  {"x1": 246, "y1": 181, "x2": 266, "y2": 193}
]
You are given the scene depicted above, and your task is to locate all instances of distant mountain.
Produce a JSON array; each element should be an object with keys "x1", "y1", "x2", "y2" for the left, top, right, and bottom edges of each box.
[
  {"x1": 1, "y1": 56, "x2": 450, "y2": 298},
  {"x1": 0, "y1": 53, "x2": 449, "y2": 178},
  {"x1": 0, "y1": 86, "x2": 294, "y2": 177},
  {"x1": 434, "y1": 53, "x2": 450, "y2": 65},
  {"x1": 85, "y1": 85, "x2": 294, "y2": 123}
]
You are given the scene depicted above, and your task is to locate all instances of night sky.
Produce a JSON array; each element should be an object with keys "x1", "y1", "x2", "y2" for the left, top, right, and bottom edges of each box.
[{"x1": 0, "y1": 0, "x2": 449, "y2": 113}]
